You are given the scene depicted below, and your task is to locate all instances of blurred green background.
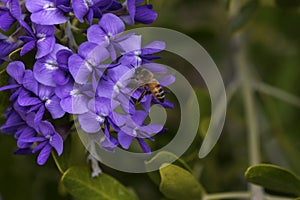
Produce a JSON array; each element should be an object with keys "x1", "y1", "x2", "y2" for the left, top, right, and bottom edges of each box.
[{"x1": 0, "y1": 0, "x2": 300, "y2": 199}]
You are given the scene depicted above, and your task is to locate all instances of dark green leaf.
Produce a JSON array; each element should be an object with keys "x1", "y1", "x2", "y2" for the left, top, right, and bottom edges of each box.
[
  {"x1": 229, "y1": 0, "x2": 259, "y2": 33},
  {"x1": 245, "y1": 164, "x2": 300, "y2": 197},
  {"x1": 159, "y1": 164, "x2": 205, "y2": 200},
  {"x1": 62, "y1": 166, "x2": 138, "y2": 200}
]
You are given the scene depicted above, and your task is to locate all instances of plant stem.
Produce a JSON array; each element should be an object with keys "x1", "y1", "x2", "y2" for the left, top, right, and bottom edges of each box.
[
  {"x1": 233, "y1": 33, "x2": 264, "y2": 199},
  {"x1": 252, "y1": 81, "x2": 300, "y2": 108},
  {"x1": 204, "y1": 191, "x2": 251, "y2": 200}
]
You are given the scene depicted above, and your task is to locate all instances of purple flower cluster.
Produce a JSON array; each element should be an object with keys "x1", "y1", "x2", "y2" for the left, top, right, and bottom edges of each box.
[{"x1": 0, "y1": 0, "x2": 174, "y2": 165}]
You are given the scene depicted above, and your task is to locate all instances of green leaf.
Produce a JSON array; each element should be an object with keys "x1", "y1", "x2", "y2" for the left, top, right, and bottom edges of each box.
[
  {"x1": 245, "y1": 164, "x2": 300, "y2": 197},
  {"x1": 229, "y1": 0, "x2": 259, "y2": 33},
  {"x1": 62, "y1": 166, "x2": 138, "y2": 200},
  {"x1": 145, "y1": 151, "x2": 192, "y2": 186},
  {"x1": 159, "y1": 164, "x2": 205, "y2": 200}
]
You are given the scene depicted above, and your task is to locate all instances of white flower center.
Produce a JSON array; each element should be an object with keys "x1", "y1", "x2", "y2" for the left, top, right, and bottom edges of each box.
[
  {"x1": 84, "y1": 60, "x2": 94, "y2": 72},
  {"x1": 132, "y1": 127, "x2": 138, "y2": 137},
  {"x1": 84, "y1": 0, "x2": 93, "y2": 7},
  {"x1": 70, "y1": 89, "x2": 82, "y2": 97},
  {"x1": 43, "y1": 2, "x2": 56, "y2": 10},
  {"x1": 96, "y1": 115, "x2": 105, "y2": 123},
  {"x1": 45, "y1": 99, "x2": 51, "y2": 105},
  {"x1": 45, "y1": 60, "x2": 58, "y2": 70},
  {"x1": 134, "y1": 50, "x2": 141, "y2": 56},
  {"x1": 37, "y1": 33, "x2": 46, "y2": 40}
]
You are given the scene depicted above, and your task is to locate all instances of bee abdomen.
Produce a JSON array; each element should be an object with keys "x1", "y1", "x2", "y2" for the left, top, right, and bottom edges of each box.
[{"x1": 155, "y1": 86, "x2": 165, "y2": 102}]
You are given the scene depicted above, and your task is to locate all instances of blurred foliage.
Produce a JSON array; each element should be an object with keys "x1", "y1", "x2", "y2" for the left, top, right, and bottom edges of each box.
[{"x1": 1, "y1": 0, "x2": 300, "y2": 200}]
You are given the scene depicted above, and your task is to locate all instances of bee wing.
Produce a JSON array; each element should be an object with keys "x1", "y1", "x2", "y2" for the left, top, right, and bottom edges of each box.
[{"x1": 158, "y1": 75, "x2": 175, "y2": 87}]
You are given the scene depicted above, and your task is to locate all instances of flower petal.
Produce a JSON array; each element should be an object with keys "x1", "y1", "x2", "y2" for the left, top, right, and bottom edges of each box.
[
  {"x1": 50, "y1": 133, "x2": 63, "y2": 155},
  {"x1": 0, "y1": 110, "x2": 25, "y2": 134},
  {"x1": 118, "y1": 130, "x2": 134, "y2": 149},
  {"x1": 17, "y1": 90, "x2": 41, "y2": 106},
  {"x1": 35, "y1": 24, "x2": 55, "y2": 35},
  {"x1": 6, "y1": 61, "x2": 25, "y2": 84},
  {"x1": 33, "y1": 60, "x2": 58, "y2": 87},
  {"x1": 36, "y1": 36, "x2": 55, "y2": 59},
  {"x1": 23, "y1": 70, "x2": 39, "y2": 95},
  {"x1": 26, "y1": 0, "x2": 52, "y2": 12},
  {"x1": 53, "y1": 69, "x2": 69, "y2": 86},
  {"x1": 78, "y1": 111, "x2": 101, "y2": 133},
  {"x1": 118, "y1": 34, "x2": 141, "y2": 54},
  {"x1": 9, "y1": 0, "x2": 22, "y2": 20},
  {"x1": 87, "y1": 24, "x2": 107, "y2": 45},
  {"x1": 135, "y1": 5, "x2": 157, "y2": 24},
  {"x1": 38, "y1": 120, "x2": 56, "y2": 136},
  {"x1": 60, "y1": 95, "x2": 89, "y2": 114},
  {"x1": 158, "y1": 75, "x2": 175, "y2": 87},
  {"x1": 20, "y1": 40, "x2": 36, "y2": 56},
  {"x1": 37, "y1": 144, "x2": 52, "y2": 165},
  {"x1": 137, "y1": 138, "x2": 151, "y2": 153},
  {"x1": 30, "y1": 9, "x2": 68, "y2": 25},
  {"x1": 99, "y1": 13, "x2": 125, "y2": 36},
  {"x1": 68, "y1": 54, "x2": 91, "y2": 84},
  {"x1": 0, "y1": 11, "x2": 15, "y2": 31},
  {"x1": 142, "y1": 41, "x2": 165, "y2": 54},
  {"x1": 72, "y1": 0, "x2": 89, "y2": 22},
  {"x1": 45, "y1": 95, "x2": 65, "y2": 119},
  {"x1": 55, "y1": 79, "x2": 73, "y2": 98}
]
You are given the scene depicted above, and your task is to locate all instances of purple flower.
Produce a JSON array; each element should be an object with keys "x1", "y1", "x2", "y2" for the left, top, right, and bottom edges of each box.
[
  {"x1": 26, "y1": 0, "x2": 71, "y2": 25},
  {"x1": 0, "y1": 33, "x2": 21, "y2": 64},
  {"x1": 20, "y1": 24, "x2": 56, "y2": 59},
  {"x1": 87, "y1": 13, "x2": 133, "y2": 61},
  {"x1": 101, "y1": 120, "x2": 118, "y2": 151},
  {"x1": 33, "y1": 44, "x2": 70, "y2": 87},
  {"x1": 53, "y1": 49, "x2": 73, "y2": 86},
  {"x1": 118, "y1": 110, "x2": 163, "y2": 153},
  {"x1": 16, "y1": 120, "x2": 63, "y2": 165},
  {"x1": 72, "y1": 0, "x2": 113, "y2": 24},
  {"x1": 97, "y1": 64, "x2": 133, "y2": 100},
  {"x1": 0, "y1": 61, "x2": 33, "y2": 92},
  {"x1": 120, "y1": 0, "x2": 157, "y2": 25},
  {"x1": 0, "y1": 0, "x2": 22, "y2": 31},
  {"x1": 17, "y1": 83, "x2": 65, "y2": 121},
  {"x1": 78, "y1": 97, "x2": 111, "y2": 133},
  {"x1": 68, "y1": 41, "x2": 109, "y2": 89},
  {"x1": 0, "y1": 61, "x2": 65, "y2": 124},
  {"x1": 119, "y1": 40, "x2": 166, "y2": 67},
  {"x1": 55, "y1": 79, "x2": 92, "y2": 114},
  {"x1": 0, "y1": 107, "x2": 26, "y2": 134}
]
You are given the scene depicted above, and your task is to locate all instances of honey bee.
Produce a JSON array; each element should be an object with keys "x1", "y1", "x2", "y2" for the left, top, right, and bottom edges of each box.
[{"x1": 131, "y1": 67, "x2": 165, "y2": 104}]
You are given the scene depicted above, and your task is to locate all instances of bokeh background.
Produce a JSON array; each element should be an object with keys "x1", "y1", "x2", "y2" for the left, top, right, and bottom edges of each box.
[{"x1": 0, "y1": 0, "x2": 300, "y2": 199}]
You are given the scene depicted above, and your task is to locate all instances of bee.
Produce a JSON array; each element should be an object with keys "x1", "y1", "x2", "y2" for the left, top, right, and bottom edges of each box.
[{"x1": 132, "y1": 67, "x2": 165, "y2": 104}]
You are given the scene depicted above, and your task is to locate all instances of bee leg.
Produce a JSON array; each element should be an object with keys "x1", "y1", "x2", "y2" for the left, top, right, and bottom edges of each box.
[{"x1": 135, "y1": 89, "x2": 147, "y2": 105}]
